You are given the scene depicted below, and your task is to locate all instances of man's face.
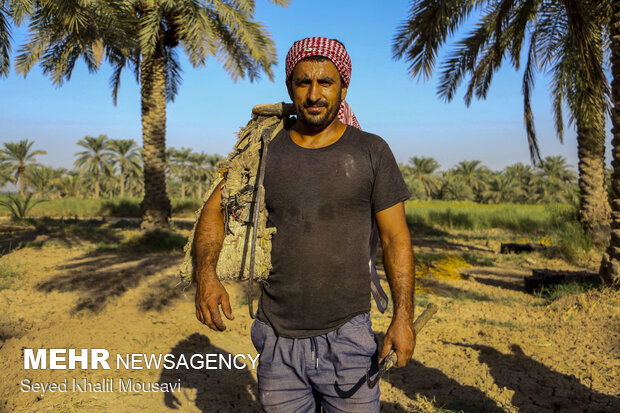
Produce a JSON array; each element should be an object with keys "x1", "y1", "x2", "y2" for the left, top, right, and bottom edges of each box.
[{"x1": 287, "y1": 59, "x2": 348, "y2": 130}]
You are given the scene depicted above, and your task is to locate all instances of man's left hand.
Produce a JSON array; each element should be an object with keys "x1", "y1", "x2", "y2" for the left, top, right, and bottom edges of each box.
[{"x1": 380, "y1": 316, "x2": 416, "y2": 368}]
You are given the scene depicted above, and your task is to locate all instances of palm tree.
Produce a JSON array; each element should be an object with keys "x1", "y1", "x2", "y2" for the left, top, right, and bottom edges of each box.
[
  {"x1": 108, "y1": 138, "x2": 141, "y2": 198},
  {"x1": 167, "y1": 147, "x2": 193, "y2": 200},
  {"x1": 0, "y1": 0, "x2": 33, "y2": 77},
  {"x1": 189, "y1": 152, "x2": 222, "y2": 199},
  {"x1": 16, "y1": 0, "x2": 288, "y2": 231},
  {"x1": 393, "y1": 0, "x2": 611, "y2": 242},
  {"x1": 600, "y1": 2, "x2": 620, "y2": 287},
  {"x1": 0, "y1": 161, "x2": 14, "y2": 188},
  {"x1": 74, "y1": 135, "x2": 113, "y2": 199},
  {"x1": 537, "y1": 156, "x2": 577, "y2": 184},
  {"x1": 58, "y1": 171, "x2": 83, "y2": 198},
  {"x1": 452, "y1": 160, "x2": 490, "y2": 200},
  {"x1": 402, "y1": 156, "x2": 441, "y2": 200},
  {"x1": 0, "y1": 139, "x2": 46, "y2": 196},
  {"x1": 439, "y1": 169, "x2": 474, "y2": 201},
  {"x1": 24, "y1": 165, "x2": 63, "y2": 198},
  {"x1": 504, "y1": 163, "x2": 535, "y2": 202},
  {"x1": 482, "y1": 173, "x2": 522, "y2": 204}
]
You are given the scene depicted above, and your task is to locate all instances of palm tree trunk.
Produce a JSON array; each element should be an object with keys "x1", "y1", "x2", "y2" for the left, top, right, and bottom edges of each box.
[
  {"x1": 139, "y1": 49, "x2": 171, "y2": 231},
  {"x1": 94, "y1": 170, "x2": 100, "y2": 199},
  {"x1": 576, "y1": 112, "x2": 610, "y2": 245},
  {"x1": 600, "y1": 2, "x2": 620, "y2": 288},
  {"x1": 120, "y1": 166, "x2": 125, "y2": 198},
  {"x1": 181, "y1": 174, "x2": 186, "y2": 201},
  {"x1": 17, "y1": 166, "x2": 25, "y2": 196}
]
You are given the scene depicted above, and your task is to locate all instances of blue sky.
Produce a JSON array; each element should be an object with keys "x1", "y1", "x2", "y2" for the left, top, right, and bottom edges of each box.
[{"x1": 0, "y1": 0, "x2": 611, "y2": 172}]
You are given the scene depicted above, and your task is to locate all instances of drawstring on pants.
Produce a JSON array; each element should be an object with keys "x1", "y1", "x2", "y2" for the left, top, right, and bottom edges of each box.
[{"x1": 310, "y1": 336, "x2": 319, "y2": 369}]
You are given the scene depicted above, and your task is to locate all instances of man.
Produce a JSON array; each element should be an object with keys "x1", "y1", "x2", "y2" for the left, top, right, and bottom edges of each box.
[{"x1": 194, "y1": 37, "x2": 415, "y2": 412}]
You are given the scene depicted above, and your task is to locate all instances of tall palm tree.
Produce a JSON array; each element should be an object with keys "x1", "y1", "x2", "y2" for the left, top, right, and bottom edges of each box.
[
  {"x1": 600, "y1": 2, "x2": 620, "y2": 287},
  {"x1": 74, "y1": 135, "x2": 113, "y2": 199},
  {"x1": 108, "y1": 138, "x2": 141, "y2": 198},
  {"x1": 16, "y1": 0, "x2": 288, "y2": 231},
  {"x1": 393, "y1": 0, "x2": 611, "y2": 242},
  {"x1": 403, "y1": 156, "x2": 441, "y2": 200},
  {"x1": 453, "y1": 160, "x2": 490, "y2": 200},
  {"x1": 0, "y1": 139, "x2": 46, "y2": 195}
]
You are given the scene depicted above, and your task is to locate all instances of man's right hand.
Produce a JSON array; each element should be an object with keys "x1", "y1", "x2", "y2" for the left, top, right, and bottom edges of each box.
[{"x1": 195, "y1": 278, "x2": 234, "y2": 331}]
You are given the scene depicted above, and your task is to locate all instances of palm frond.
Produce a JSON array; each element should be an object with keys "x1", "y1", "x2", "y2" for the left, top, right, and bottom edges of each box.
[
  {"x1": 0, "y1": 3, "x2": 11, "y2": 77},
  {"x1": 393, "y1": 0, "x2": 481, "y2": 81}
]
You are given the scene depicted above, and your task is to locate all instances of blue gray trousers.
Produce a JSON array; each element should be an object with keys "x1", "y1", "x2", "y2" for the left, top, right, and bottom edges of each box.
[{"x1": 250, "y1": 313, "x2": 380, "y2": 412}]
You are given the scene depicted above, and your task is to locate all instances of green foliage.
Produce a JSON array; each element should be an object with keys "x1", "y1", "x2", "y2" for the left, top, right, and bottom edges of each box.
[
  {"x1": 401, "y1": 156, "x2": 441, "y2": 200},
  {"x1": 393, "y1": 1, "x2": 610, "y2": 164},
  {"x1": 552, "y1": 222, "x2": 595, "y2": 263},
  {"x1": 0, "y1": 196, "x2": 203, "y2": 219},
  {"x1": 98, "y1": 199, "x2": 141, "y2": 218},
  {"x1": 533, "y1": 281, "x2": 600, "y2": 303},
  {"x1": 74, "y1": 135, "x2": 114, "y2": 198},
  {"x1": 0, "y1": 139, "x2": 47, "y2": 195},
  {"x1": 0, "y1": 193, "x2": 46, "y2": 221},
  {"x1": 405, "y1": 201, "x2": 577, "y2": 234},
  {"x1": 171, "y1": 198, "x2": 202, "y2": 216}
]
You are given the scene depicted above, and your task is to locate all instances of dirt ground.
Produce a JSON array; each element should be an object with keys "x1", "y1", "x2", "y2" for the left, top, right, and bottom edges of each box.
[{"x1": 0, "y1": 221, "x2": 619, "y2": 413}]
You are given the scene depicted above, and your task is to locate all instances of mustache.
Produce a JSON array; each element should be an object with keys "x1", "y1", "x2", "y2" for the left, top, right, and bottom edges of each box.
[{"x1": 303, "y1": 99, "x2": 328, "y2": 108}]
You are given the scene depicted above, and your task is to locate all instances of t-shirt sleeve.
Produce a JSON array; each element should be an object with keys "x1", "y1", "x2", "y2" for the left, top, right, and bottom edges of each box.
[{"x1": 371, "y1": 141, "x2": 411, "y2": 214}]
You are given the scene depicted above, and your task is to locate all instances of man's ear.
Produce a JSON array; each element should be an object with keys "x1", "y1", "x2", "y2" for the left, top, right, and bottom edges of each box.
[
  {"x1": 286, "y1": 79, "x2": 294, "y2": 101},
  {"x1": 341, "y1": 85, "x2": 348, "y2": 101}
]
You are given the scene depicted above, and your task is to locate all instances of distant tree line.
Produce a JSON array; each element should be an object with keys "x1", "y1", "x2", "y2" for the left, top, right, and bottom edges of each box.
[
  {"x1": 0, "y1": 137, "x2": 221, "y2": 200},
  {"x1": 1, "y1": 137, "x2": 585, "y2": 205},
  {"x1": 399, "y1": 156, "x2": 581, "y2": 205}
]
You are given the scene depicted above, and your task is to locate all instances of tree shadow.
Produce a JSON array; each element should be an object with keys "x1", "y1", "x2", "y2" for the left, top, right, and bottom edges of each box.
[
  {"x1": 446, "y1": 342, "x2": 620, "y2": 413},
  {"x1": 138, "y1": 276, "x2": 185, "y2": 312},
  {"x1": 158, "y1": 333, "x2": 261, "y2": 412},
  {"x1": 374, "y1": 332, "x2": 504, "y2": 412},
  {"x1": 381, "y1": 360, "x2": 503, "y2": 412},
  {"x1": 37, "y1": 253, "x2": 180, "y2": 312},
  {"x1": 406, "y1": 216, "x2": 450, "y2": 237},
  {"x1": 0, "y1": 218, "x2": 124, "y2": 253},
  {"x1": 463, "y1": 267, "x2": 528, "y2": 293},
  {"x1": 413, "y1": 238, "x2": 494, "y2": 254},
  {"x1": 0, "y1": 225, "x2": 39, "y2": 254}
]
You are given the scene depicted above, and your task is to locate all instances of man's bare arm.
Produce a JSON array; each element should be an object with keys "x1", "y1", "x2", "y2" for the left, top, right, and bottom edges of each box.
[
  {"x1": 375, "y1": 201, "x2": 415, "y2": 368},
  {"x1": 194, "y1": 180, "x2": 234, "y2": 331}
]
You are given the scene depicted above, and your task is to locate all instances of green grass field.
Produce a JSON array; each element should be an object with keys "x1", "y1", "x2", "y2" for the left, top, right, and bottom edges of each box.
[
  {"x1": 0, "y1": 196, "x2": 202, "y2": 219},
  {"x1": 405, "y1": 201, "x2": 576, "y2": 234}
]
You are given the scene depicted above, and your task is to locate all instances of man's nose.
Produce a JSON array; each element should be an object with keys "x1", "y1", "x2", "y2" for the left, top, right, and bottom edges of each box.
[{"x1": 308, "y1": 81, "x2": 321, "y2": 102}]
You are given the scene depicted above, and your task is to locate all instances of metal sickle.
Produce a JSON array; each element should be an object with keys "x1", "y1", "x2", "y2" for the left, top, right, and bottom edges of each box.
[{"x1": 366, "y1": 302, "x2": 439, "y2": 388}]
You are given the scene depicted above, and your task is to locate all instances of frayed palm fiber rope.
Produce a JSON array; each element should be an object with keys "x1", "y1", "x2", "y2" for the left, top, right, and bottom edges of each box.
[{"x1": 180, "y1": 107, "x2": 291, "y2": 284}]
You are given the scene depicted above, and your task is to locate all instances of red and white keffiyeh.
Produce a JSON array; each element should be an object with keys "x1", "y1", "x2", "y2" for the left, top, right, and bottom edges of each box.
[{"x1": 285, "y1": 37, "x2": 361, "y2": 129}]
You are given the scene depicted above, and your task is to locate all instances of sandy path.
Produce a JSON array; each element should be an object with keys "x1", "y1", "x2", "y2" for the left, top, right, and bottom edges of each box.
[{"x1": 0, "y1": 233, "x2": 619, "y2": 412}]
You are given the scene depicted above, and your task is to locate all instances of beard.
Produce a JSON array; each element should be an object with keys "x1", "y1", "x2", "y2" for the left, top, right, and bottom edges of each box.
[{"x1": 296, "y1": 95, "x2": 342, "y2": 129}]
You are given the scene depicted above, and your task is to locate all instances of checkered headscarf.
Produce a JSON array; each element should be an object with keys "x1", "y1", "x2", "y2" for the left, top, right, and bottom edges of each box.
[{"x1": 285, "y1": 37, "x2": 361, "y2": 129}]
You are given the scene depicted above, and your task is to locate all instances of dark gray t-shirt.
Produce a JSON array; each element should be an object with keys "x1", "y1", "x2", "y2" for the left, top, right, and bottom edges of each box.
[{"x1": 257, "y1": 125, "x2": 410, "y2": 338}]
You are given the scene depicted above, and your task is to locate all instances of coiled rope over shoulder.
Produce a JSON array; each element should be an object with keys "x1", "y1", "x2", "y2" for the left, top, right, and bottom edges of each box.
[{"x1": 180, "y1": 103, "x2": 294, "y2": 313}]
